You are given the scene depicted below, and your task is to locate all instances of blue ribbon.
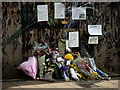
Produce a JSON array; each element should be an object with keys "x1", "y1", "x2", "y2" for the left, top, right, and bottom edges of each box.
[{"x1": 60, "y1": 66, "x2": 68, "y2": 78}]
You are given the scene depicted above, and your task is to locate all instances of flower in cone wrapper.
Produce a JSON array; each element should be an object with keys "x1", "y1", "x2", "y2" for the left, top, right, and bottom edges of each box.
[{"x1": 64, "y1": 54, "x2": 74, "y2": 61}]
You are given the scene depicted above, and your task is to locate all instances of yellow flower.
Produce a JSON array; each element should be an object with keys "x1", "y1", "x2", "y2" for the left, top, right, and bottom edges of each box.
[
  {"x1": 83, "y1": 77, "x2": 86, "y2": 80},
  {"x1": 73, "y1": 66, "x2": 77, "y2": 70},
  {"x1": 92, "y1": 72, "x2": 98, "y2": 76},
  {"x1": 79, "y1": 74, "x2": 83, "y2": 77},
  {"x1": 70, "y1": 64, "x2": 74, "y2": 67},
  {"x1": 36, "y1": 50, "x2": 40, "y2": 53},
  {"x1": 64, "y1": 54, "x2": 74, "y2": 61}
]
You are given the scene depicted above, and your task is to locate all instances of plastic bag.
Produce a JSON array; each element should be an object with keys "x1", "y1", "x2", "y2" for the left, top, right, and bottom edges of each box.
[{"x1": 17, "y1": 56, "x2": 38, "y2": 79}]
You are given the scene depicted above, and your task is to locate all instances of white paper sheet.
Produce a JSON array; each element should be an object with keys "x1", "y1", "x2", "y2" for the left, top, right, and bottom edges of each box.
[
  {"x1": 66, "y1": 40, "x2": 69, "y2": 49},
  {"x1": 66, "y1": 40, "x2": 71, "y2": 52},
  {"x1": 57, "y1": 57, "x2": 64, "y2": 62},
  {"x1": 88, "y1": 36, "x2": 98, "y2": 44},
  {"x1": 66, "y1": 61, "x2": 70, "y2": 65},
  {"x1": 69, "y1": 31, "x2": 79, "y2": 47},
  {"x1": 88, "y1": 25, "x2": 102, "y2": 35},
  {"x1": 37, "y1": 5, "x2": 48, "y2": 22},
  {"x1": 72, "y1": 7, "x2": 86, "y2": 20},
  {"x1": 54, "y1": 3, "x2": 65, "y2": 19}
]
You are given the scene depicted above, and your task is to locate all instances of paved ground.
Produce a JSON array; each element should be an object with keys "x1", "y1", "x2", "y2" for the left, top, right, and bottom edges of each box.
[{"x1": 2, "y1": 79, "x2": 119, "y2": 89}]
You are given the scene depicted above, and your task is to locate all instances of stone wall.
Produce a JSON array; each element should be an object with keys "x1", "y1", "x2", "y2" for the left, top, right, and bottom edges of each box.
[{"x1": 2, "y1": 2, "x2": 23, "y2": 78}]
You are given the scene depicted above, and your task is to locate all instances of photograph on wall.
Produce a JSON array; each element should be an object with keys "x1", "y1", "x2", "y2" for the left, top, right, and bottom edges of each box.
[{"x1": 88, "y1": 36, "x2": 98, "y2": 44}]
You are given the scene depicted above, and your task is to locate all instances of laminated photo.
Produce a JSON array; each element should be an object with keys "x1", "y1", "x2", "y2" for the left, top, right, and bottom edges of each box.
[
  {"x1": 88, "y1": 36, "x2": 98, "y2": 44},
  {"x1": 72, "y1": 7, "x2": 86, "y2": 20}
]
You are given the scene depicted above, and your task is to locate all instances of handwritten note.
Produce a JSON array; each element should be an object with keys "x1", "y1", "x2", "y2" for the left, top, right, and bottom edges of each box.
[
  {"x1": 88, "y1": 25, "x2": 102, "y2": 35},
  {"x1": 37, "y1": 5, "x2": 48, "y2": 22},
  {"x1": 88, "y1": 36, "x2": 98, "y2": 44},
  {"x1": 54, "y1": 3, "x2": 65, "y2": 19},
  {"x1": 69, "y1": 31, "x2": 79, "y2": 47},
  {"x1": 72, "y1": 7, "x2": 86, "y2": 20}
]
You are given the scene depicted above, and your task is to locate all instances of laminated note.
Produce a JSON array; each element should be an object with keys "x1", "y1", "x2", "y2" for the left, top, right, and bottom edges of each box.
[
  {"x1": 69, "y1": 31, "x2": 79, "y2": 47},
  {"x1": 88, "y1": 36, "x2": 98, "y2": 44},
  {"x1": 37, "y1": 5, "x2": 48, "y2": 22},
  {"x1": 54, "y1": 3, "x2": 65, "y2": 19},
  {"x1": 88, "y1": 25, "x2": 102, "y2": 35},
  {"x1": 72, "y1": 7, "x2": 86, "y2": 20}
]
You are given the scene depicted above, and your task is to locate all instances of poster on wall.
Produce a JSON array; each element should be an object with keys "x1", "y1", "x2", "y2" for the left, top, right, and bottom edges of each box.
[
  {"x1": 54, "y1": 3, "x2": 65, "y2": 19},
  {"x1": 88, "y1": 25, "x2": 102, "y2": 35},
  {"x1": 69, "y1": 31, "x2": 79, "y2": 47},
  {"x1": 72, "y1": 7, "x2": 86, "y2": 20},
  {"x1": 88, "y1": 36, "x2": 98, "y2": 44},
  {"x1": 37, "y1": 5, "x2": 48, "y2": 22}
]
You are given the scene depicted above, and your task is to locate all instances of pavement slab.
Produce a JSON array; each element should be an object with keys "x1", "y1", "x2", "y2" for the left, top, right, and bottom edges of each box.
[
  {"x1": 93, "y1": 80, "x2": 118, "y2": 88},
  {"x1": 63, "y1": 82, "x2": 83, "y2": 88},
  {"x1": 2, "y1": 79, "x2": 119, "y2": 89}
]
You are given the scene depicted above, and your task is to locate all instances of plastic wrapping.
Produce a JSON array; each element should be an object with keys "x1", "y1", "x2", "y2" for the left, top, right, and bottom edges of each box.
[
  {"x1": 17, "y1": 56, "x2": 38, "y2": 79},
  {"x1": 33, "y1": 40, "x2": 47, "y2": 54},
  {"x1": 70, "y1": 68, "x2": 79, "y2": 81}
]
